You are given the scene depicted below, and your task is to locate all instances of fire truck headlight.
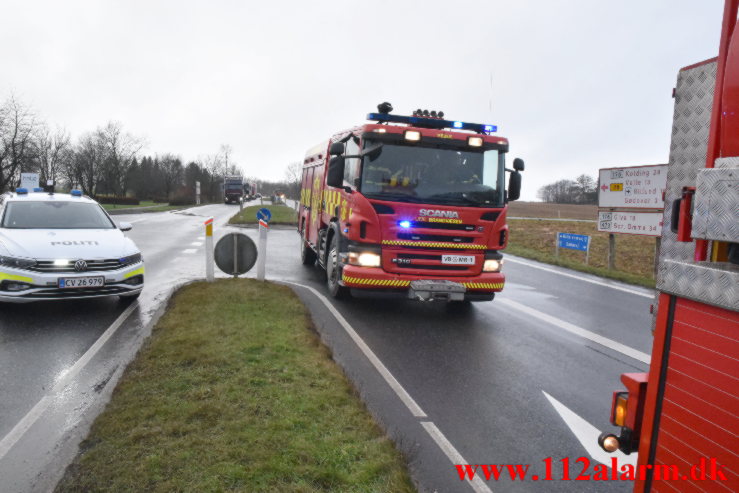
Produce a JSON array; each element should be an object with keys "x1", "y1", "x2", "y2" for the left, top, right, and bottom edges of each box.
[
  {"x1": 348, "y1": 252, "x2": 381, "y2": 267},
  {"x1": 483, "y1": 259, "x2": 502, "y2": 272},
  {"x1": 468, "y1": 137, "x2": 483, "y2": 147},
  {"x1": 404, "y1": 130, "x2": 421, "y2": 142}
]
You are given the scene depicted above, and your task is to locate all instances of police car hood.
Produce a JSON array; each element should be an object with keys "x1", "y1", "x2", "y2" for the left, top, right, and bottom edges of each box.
[{"x1": 0, "y1": 229, "x2": 138, "y2": 259}]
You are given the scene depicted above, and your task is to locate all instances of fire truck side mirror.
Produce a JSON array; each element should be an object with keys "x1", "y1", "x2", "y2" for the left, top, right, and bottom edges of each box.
[
  {"x1": 329, "y1": 142, "x2": 345, "y2": 156},
  {"x1": 508, "y1": 171, "x2": 522, "y2": 201},
  {"x1": 327, "y1": 156, "x2": 345, "y2": 188},
  {"x1": 513, "y1": 158, "x2": 525, "y2": 172}
]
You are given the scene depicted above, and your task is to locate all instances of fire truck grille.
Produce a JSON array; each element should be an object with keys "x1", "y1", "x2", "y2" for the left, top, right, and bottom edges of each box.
[
  {"x1": 408, "y1": 221, "x2": 476, "y2": 231},
  {"x1": 397, "y1": 233, "x2": 474, "y2": 243}
]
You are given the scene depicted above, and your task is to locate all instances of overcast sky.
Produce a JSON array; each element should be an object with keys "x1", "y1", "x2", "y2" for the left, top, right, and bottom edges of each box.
[{"x1": 1, "y1": 1, "x2": 724, "y2": 200}]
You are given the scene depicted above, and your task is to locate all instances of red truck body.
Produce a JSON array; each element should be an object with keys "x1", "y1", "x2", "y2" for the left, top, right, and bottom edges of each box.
[
  {"x1": 600, "y1": 2, "x2": 739, "y2": 491},
  {"x1": 298, "y1": 107, "x2": 523, "y2": 301}
]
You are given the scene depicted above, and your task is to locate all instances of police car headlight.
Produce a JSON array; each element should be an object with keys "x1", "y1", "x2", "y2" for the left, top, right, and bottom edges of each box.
[
  {"x1": 483, "y1": 259, "x2": 502, "y2": 272},
  {"x1": 348, "y1": 252, "x2": 381, "y2": 267},
  {"x1": 119, "y1": 253, "x2": 143, "y2": 266},
  {"x1": 0, "y1": 255, "x2": 37, "y2": 269}
]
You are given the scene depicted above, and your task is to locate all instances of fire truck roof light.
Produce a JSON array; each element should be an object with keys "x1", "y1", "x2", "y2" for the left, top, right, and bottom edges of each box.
[
  {"x1": 367, "y1": 113, "x2": 497, "y2": 134},
  {"x1": 404, "y1": 130, "x2": 421, "y2": 141},
  {"x1": 468, "y1": 137, "x2": 484, "y2": 147}
]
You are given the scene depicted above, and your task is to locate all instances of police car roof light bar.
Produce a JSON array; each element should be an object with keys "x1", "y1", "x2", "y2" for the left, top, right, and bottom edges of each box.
[
  {"x1": 15, "y1": 188, "x2": 28, "y2": 194},
  {"x1": 366, "y1": 112, "x2": 497, "y2": 134},
  {"x1": 70, "y1": 190, "x2": 83, "y2": 197},
  {"x1": 33, "y1": 188, "x2": 44, "y2": 192}
]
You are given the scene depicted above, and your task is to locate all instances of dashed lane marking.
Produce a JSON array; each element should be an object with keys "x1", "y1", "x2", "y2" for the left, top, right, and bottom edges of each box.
[{"x1": 182, "y1": 249, "x2": 197, "y2": 254}]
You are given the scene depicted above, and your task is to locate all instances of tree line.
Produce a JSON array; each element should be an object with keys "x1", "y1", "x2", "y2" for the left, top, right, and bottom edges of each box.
[
  {"x1": 537, "y1": 174, "x2": 598, "y2": 204},
  {"x1": 0, "y1": 95, "x2": 300, "y2": 204}
]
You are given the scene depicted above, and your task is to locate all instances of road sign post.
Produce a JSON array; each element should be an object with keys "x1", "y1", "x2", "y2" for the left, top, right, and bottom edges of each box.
[
  {"x1": 205, "y1": 217, "x2": 214, "y2": 282},
  {"x1": 256, "y1": 208, "x2": 272, "y2": 281}
]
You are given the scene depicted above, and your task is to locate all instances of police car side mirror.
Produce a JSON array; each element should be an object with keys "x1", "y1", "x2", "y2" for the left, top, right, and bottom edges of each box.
[
  {"x1": 327, "y1": 156, "x2": 345, "y2": 188},
  {"x1": 507, "y1": 171, "x2": 522, "y2": 202},
  {"x1": 119, "y1": 222, "x2": 133, "y2": 232},
  {"x1": 513, "y1": 158, "x2": 525, "y2": 172},
  {"x1": 329, "y1": 142, "x2": 344, "y2": 156}
]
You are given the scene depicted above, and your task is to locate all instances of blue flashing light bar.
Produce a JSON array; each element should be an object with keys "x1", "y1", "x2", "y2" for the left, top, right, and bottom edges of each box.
[
  {"x1": 33, "y1": 187, "x2": 44, "y2": 192},
  {"x1": 398, "y1": 220, "x2": 411, "y2": 228},
  {"x1": 15, "y1": 187, "x2": 28, "y2": 194},
  {"x1": 367, "y1": 113, "x2": 497, "y2": 134},
  {"x1": 70, "y1": 189, "x2": 83, "y2": 197}
]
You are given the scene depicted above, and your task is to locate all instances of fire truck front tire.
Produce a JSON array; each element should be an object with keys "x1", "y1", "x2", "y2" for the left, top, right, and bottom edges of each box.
[
  {"x1": 300, "y1": 232, "x2": 317, "y2": 265},
  {"x1": 326, "y1": 237, "x2": 350, "y2": 299}
]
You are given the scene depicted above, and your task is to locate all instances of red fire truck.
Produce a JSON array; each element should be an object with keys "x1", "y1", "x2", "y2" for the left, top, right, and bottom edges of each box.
[
  {"x1": 297, "y1": 103, "x2": 524, "y2": 301},
  {"x1": 598, "y1": 2, "x2": 739, "y2": 491}
]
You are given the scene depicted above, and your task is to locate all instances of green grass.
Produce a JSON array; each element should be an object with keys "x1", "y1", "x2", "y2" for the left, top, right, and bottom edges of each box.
[
  {"x1": 101, "y1": 201, "x2": 158, "y2": 210},
  {"x1": 229, "y1": 204, "x2": 298, "y2": 226},
  {"x1": 56, "y1": 279, "x2": 414, "y2": 493},
  {"x1": 507, "y1": 219, "x2": 657, "y2": 289}
]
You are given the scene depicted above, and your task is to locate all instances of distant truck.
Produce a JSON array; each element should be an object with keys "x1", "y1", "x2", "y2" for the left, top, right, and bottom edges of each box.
[
  {"x1": 223, "y1": 176, "x2": 244, "y2": 204},
  {"x1": 297, "y1": 103, "x2": 524, "y2": 301}
]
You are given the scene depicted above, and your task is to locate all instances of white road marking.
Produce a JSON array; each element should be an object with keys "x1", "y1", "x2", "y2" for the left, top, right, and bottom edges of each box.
[
  {"x1": 0, "y1": 301, "x2": 139, "y2": 461},
  {"x1": 197, "y1": 236, "x2": 205, "y2": 240},
  {"x1": 421, "y1": 422, "x2": 494, "y2": 493},
  {"x1": 283, "y1": 282, "x2": 426, "y2": 417},
  {"x1": 498, "y1": 298, "x2": 651, "y2": 364},
  {"x1": 127, "y1": 218, "x2": 147, "y2": 224},
  {"x1": 182, "y1": 249, "x2": 197, "y2": 254},
  {"x1": 543, "y1": 391, "x2": 638, "y2": 467},
  {"x1": 505, "y1": 257, "x2": 653, "y2": 299},
  {"x1": 191, "y1": 242, "x2": 203, "y2": 246}
]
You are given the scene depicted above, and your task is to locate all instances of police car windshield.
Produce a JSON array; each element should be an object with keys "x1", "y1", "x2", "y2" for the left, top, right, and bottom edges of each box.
[
  {"x1": 360, "y1": 141, "x2": 504, "y2": 207},
  {"x1": 1, "y1": 201, "x2": 116, "y2": 229}
]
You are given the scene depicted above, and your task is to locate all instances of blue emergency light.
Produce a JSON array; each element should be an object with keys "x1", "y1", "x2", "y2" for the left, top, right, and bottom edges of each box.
[
  {"x1": 33, "y1": 187, "x2": 43, "y2": 192},
  {"x1": 367, "y1": 112, "x2": 497, "y2": 134},
  {"x1": 70, "y1": 189, "x2": 83, "y2": 197},
  {"x1": 398, "y1": 220, "x2": 411, "y2": 228},
  {"x1": 15, "y1": 188, "x2": 28, "y2": 194}
]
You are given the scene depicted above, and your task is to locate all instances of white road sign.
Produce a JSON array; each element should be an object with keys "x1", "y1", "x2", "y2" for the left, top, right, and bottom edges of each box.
[
  {"x1": 20, "y1": 172, "x2": 40, "y2": 190},
  {"x1": 598, "y1": 211, "x2": 663, "y2": 237},
  {"x1": 598, "y1": 165, "x2": 667, "y2": 209}
]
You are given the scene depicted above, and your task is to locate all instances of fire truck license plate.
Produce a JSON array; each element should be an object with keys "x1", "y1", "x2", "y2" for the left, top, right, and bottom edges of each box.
[
  {"x1": 58, "y1": 276, "x2": 105, "y2": 288},
  {"x1": 441, "y1": 255, "x2": 475, "y2": 265}
]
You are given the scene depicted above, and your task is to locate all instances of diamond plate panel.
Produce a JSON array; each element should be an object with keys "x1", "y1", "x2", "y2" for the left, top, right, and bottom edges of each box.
[
  {"x1": 660, "y1": 260, "x2": 739, "y2": 311},
  {"x1": 655, "y1": 61, "x2": 719, "y2": 315},
  {"x1": 693, "y1": 167, "x2": 738, "y2": 242}
]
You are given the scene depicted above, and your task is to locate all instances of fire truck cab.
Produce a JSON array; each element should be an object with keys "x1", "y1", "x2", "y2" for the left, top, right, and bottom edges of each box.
[{"x1": 298, "y1": 103, "x2": 524, "y2": 301}]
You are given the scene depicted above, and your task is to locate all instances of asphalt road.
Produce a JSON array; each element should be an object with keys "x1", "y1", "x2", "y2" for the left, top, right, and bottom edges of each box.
[{"x1": 0, "y1": 201, "x2": 654, "y2": 492}]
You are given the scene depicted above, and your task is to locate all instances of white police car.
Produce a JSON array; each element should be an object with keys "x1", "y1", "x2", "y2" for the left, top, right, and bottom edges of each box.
[{"x1": 0, "y1": 188, "x2": 144, "y2": 302}]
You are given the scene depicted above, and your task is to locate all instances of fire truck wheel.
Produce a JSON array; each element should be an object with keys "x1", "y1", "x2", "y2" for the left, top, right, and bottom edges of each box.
[
  {"x1": 326, "y1": 237, "x2": 350, "y2": 299},
  {"x1": 300, "y1": 232, "x2": 317, "y2": 265}
]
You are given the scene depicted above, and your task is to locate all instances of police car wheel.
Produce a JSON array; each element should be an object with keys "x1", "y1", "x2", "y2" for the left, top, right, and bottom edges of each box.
[
  {"x1": 300, "y1": 232, "x2": 317, "y2": 265},
  {"x1": 326, "y1": 238, "x2": 349, "y2": 299}
]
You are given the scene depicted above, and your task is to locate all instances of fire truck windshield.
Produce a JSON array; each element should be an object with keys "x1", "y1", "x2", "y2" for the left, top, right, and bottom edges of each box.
[{"x1": 360, "y1": 141, "x2": 504, "y2": 207}]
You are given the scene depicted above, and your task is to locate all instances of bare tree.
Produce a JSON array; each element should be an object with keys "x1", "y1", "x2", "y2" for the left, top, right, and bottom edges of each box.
[
  {"x1": 97, "y1": 121, "x2": 142, "y2": 196},
  {"x1": 0, "y1": 95, "x2": 41, "y2": 191},
  {"x1": 159, "y1": 153, "x2": 183, "y2": 199},
  {"x1": 284, "y1": 161, "x2": 302, "y2": 199},
  {"x1": 35, "y1": 125, "x2": 72, "y2": 186}
]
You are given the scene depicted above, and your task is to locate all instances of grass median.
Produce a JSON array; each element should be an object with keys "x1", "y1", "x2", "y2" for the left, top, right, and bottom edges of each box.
[
  {"x1": 229, "y1": 204, "x2": 298, "y2": 226},
  {"x1": 56, "y1": 279, "x2": 414, "y2": 493}
]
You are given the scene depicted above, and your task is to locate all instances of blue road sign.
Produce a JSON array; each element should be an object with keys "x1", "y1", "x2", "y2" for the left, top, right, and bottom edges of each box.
[
  {"x1": 557, "y1": 233, "x2": 590, "y2": 252},
  {"x1": 256, "y1": 208, "x2": 272, "y2": 223}
]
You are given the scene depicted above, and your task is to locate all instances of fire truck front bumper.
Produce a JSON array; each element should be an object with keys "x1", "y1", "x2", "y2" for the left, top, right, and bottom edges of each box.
[{"x1": 340, "y1": 266, "x2": 504, "y2": 301}]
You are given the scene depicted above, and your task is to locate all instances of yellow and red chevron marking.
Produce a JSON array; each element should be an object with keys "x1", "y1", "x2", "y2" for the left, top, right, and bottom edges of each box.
[
  {"x1": 342, "y1": 275, "x2": 411, "y2": 287},
  {"x1": 462, "y1": 282, "x2": 504, "y2": 290},
  {"x1": 381, "y1": 240, "x2": 486, "y2": 250}
]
